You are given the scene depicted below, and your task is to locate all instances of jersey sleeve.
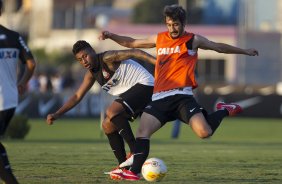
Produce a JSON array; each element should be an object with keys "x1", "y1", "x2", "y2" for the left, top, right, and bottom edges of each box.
[{"x1": 17, "y1": 35, "x2": 34, "y2": 64}]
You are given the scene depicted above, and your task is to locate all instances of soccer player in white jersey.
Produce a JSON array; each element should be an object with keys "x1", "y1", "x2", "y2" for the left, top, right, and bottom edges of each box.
[
  {"x1": 0, "y1": 0, "x2": 36, "y2": 183},
  {"x1": 46, "y1": 40, "x2": 155, "y2": 176}
]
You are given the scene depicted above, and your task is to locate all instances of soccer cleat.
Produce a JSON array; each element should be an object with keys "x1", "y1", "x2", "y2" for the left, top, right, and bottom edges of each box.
[
  {"x1": 119, "y1": 153, "x2": 133, "y2": 168},
  {"x1": 110, "y1": 169, "x2": 140, "y2": 181},
  {"x1": 126, "y1": 152, "x2": 133, "y2": 159},
  {"x1": 216, "y1": 102, "x2": 243, "y2": 116},
  {"x1": 109, "y1": 169, "x2": 124, "y2": 180},
  {"x1": 104, "y1": 167, "x2": 122, "y2": 175}
]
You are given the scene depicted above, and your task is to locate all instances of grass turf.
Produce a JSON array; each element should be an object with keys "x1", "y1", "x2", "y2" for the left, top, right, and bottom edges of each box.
[{"x1": 2, "y1": 117, "x2": 282, "y2": 184}]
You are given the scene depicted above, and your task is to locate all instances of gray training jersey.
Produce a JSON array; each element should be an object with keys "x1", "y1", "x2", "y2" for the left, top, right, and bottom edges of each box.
[
  {"x1": 0, "y1": 25, "x2": 34, "y2": 111},
  {"x1": 90, "y1": 53, "x2": 154, "y2": 96}
]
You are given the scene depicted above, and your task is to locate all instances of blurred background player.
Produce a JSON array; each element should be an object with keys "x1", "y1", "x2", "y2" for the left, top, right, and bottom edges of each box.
[
  {"x1": 46, "y1": 40, "x2": 155, "y2": 176},
  {"x1": 0, "y1": 0, "x2": 36, "y2": 183},
  {"x1": 100, "y1": 4, "x2": 259, "y2": 181}
]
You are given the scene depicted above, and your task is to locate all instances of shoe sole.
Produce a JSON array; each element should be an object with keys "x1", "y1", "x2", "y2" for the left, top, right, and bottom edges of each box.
[
  {"x1": 104, "y1": 171, "x2": 122, "y2": 175},
  {"x1": 110, "y1": 173, "x2": 123, "y2": 180},
  {"x1": 110, "y1": 173, "x2": 140, "y2": 181}
]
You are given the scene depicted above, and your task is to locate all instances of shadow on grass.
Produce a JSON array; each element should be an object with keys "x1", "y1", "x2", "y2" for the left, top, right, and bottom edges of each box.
[
  {"x1": 3, "y1": 138, "x2": 282, "y2": 147},
  {"x1": 2, "y1": 138, "x2": 107, "y2": 144}
]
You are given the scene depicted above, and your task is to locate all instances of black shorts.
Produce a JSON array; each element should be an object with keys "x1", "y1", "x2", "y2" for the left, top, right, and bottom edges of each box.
[
  {"x1": 116, "y1": 83, "x2": 153, "y2": 120},
  {"x1": 143, "y1": 94, "x2": 206, "y2": 126},
  {"x1": 0, "y1": 108, "x2": 16, "y2": 136}
]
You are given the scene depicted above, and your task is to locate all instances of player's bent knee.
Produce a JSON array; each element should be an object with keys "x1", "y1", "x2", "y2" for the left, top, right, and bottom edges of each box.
[
  {"x1": 196, "y1": 129, "x2": 212, "y2": 139},
  {"x1": 105, "y1": 109, "x2": 115, "y2": 120},
  {"x1": 102, "y1": 117, "x2": 117, "y2": 134},
  {"x1": 105, "y1": 107, "x2": 125, "y2": 121}
]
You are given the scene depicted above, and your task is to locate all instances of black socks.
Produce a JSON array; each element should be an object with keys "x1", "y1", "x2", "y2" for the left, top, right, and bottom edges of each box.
[
  {"x1": 106, "y1": 132, "x2": 126, "y2": 164},
  {"x1": 130, "y1": 138, "x2": 150, "y2": 174},
  {"x1": 206, "y1": 109, "x2": 229, "y2": 135},
  {"x1": 111, "y1": 114, "x2": 136, "y2": 153}
]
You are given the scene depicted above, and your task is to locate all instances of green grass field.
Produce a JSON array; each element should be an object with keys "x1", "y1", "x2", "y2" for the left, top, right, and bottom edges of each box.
[{"x1": 2, "y1": 117, "x2": 282, "y2": 184}]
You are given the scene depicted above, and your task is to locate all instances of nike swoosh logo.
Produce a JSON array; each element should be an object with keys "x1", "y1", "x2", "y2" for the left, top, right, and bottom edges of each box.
[
  {"x1": 133, "y1": 153, "x2": 143, "y2": 156},
  {"x1": 227, "y1": 105, "x2": 237, "y2": 110},
  {"x1": 159, "y1": 58, "x2": 172, "y2": 66},
  {"x1": 190, "y1": 108, "x2": 196, "y2": 112},
  {"x1": 118, "y1": 129, "x2": 124, "y2": 134},
  {"x1": 159, "y1": 60, "x2": 169, "y2": 65}
]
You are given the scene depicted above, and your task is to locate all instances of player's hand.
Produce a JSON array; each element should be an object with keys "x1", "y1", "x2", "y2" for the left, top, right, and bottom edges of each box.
[
  {"x1": 99, "y1": 31, "x2": 112, "y2": 40},
  {"x1": 46, "y1": 113, "x2": 59, "y2": 125},
  {"x1": 245, "y1": 48, "x2": 259, "y2": 56},
  {"x1": 18, "y1": 83, "x2": 27, "y2": 95}
]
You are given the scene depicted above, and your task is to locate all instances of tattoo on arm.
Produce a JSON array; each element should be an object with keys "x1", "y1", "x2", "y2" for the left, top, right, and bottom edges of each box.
[{"x1": 103, "y1": 49, "x2": 156, "y2": 64}]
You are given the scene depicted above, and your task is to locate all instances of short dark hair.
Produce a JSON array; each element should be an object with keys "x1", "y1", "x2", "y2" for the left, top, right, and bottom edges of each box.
[
  {"x1": 72, "y1": 40, "x2": 92, "y2": 55},
  {"x1": 163, "y1": 4, "x2": 186, "y2": 25}
]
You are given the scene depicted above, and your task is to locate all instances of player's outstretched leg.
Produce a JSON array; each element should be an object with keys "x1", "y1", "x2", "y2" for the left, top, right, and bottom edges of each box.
[{"x1": 204, "y1": 102, "x2": 242, "y2": 136}]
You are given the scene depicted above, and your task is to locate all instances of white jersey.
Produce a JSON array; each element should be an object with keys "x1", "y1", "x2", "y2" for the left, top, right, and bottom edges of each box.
[
  {"x1": 0, "y1": 25, "x2": 34, "y2": 110},
  {"x1": 0, "y1": 48, "x2": 19, "y2": 110},
  {"x1": 102, "y1": 59, "x2": 154, "y2": 96}
]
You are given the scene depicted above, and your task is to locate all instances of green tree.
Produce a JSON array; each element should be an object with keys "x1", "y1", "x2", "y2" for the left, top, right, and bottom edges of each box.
[
  {"x1": 32, "y1": 48, "x2": 74, "y2": 67},
  {"x1": 132, "y1": 0, "x2": 178, "y2": 24},
  {"x1": 132, "y1": 0, "x2": 202, "y2": 24}
]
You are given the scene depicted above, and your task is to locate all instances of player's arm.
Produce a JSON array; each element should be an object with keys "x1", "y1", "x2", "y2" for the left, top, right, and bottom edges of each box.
[
  {"x1": 193, "y1": 34, "x2": 259, "y2": 56},
  {"x1": 99, "y1": 30, "x2": 157, "y2": 48},
  {"x1": 46, "y1": 71, "x2": 95, "y2": 125},
  {"x1": 18, "y1": 58, "x2": 36, "y2": 95},
  {"x1": 17, "y1": 35, "x2": 36, "y2": 95},
  {"x1": 103, "y1": 49, "x2": 156, "y2": 65}
]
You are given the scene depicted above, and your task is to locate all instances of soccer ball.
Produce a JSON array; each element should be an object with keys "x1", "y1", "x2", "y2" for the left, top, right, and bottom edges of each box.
[{"x1": 141, "y1": 158, "x2": 167, "y2": 182}]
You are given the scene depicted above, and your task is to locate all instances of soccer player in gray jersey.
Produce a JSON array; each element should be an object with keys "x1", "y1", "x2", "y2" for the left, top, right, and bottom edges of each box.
[
  {"x1": 0, "y1": 0, "x2": 36, "y2": 183},
  {"x1": 46, "y1": 40, "x2": 155, "y2": 177}
]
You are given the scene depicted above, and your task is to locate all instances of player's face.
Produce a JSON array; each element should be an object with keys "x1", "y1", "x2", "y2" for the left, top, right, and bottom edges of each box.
[
  {"x1": 165, "y1": 17, "x2": 184, "y2": 39},
  {"x1": 75, "y1": 48, "x2": 96, "y2": 69}
]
